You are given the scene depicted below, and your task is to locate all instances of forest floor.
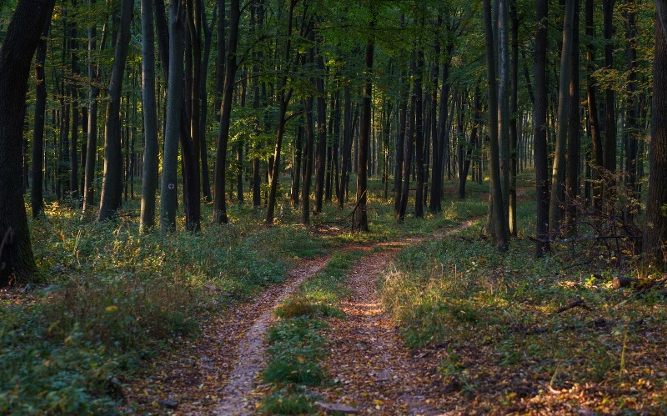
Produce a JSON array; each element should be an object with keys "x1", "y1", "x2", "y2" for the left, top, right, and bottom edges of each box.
[{"x1": 123, "y1": 221, "x2": 476, "y2": 415}]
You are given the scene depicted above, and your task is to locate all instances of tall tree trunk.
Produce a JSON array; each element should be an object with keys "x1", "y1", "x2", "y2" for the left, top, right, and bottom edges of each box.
[
  {"x1": 98, "y1": 0, "x2": 133, "y2": 221},
  {"x1": 0, "y1": 0, "x2": 56, "y2": 286},
  {"x1": 534, "y1": 0, "x2": 550, "y2": 256},
  {"x1": 32, "y1": 18, "x2": 51, "y2": 218},
  {"x1": 266, "y1": 0, "x2": 300, "y2": 225},
  {"x1": 159, "y1": 0, "x2": 185, "y2": 231},
  {"x1": 623, "y1": 2, "x2": 638, "y2": 223},
  {"x1": 483, "y1": 0, "x2": 508, "y2": 250},
  {"x1": 140, "y1": 0, "x2": 159, "y2": 230},
  {"x1": 302, "y1": 99, "x2": 314, "y2": 223},
  {"x1": 565, "y1": 0, "x2": 581, "y2": 235},
  {"x1": 585, "y1": 0, "x2": 604, "y2": 212},
  {"x1": 643, "y1": 9, "x2": 667, "y2": 266},
  {"x1": 199, "y1": 1, "x2": 215, "y2": 203},
  {"x1": 414, "y1": 48, "x2": 425, "y2": 219},
  {"x1": 509, "y1": 0, "x2": 519, "y2": 236},
  {"x1": 498, "y1": 0, "x2": 511, "y2": 231},
  {"x1": 213, "y1": 0, "x2": 239, "y2": 223},
  {"x1": 549, "y1": 0, "x2": 575, "y2": 236},
  {"x1": 354, "y1": 37, "x2": 374, "y2": 231},
  {"x1": 340, "y1": 85, "x2": 354, "y2": 209},
  {"x1": 313, "y1": 45, "x2": 327, "y2": 213},
  {"x1": 603, "y1": 0, "x2": 616, "y2": 209},
  {"x1": 393, "y1": 77, "x2": 407, "y2": 214}
]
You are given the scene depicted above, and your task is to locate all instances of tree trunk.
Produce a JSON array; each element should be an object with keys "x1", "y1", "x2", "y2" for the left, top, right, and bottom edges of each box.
[
  {"x1": 314, "y1": 46, "x2": 327, "y2": 213},
  {"x1": 160, "y1": 0, "x2": 185, "y2": 231},
  {"x1": 0, "y1": 0, "x2": 55, "y2": 286},
  {"x1": 483, "y1": 0, "x2": 508, "y2": 250},
  {"x1": 213, "y1": 0, "x2": 239, "y2": 223},
  {"x1": 302, "y1": 98, "x2": 314, "y2": 223},
  {"x1": 354, "y1": 38, "x2": 374, "y2": 232},
  {"x1": 644, "y1": 11, "x2": 667, "y2": 266},
  {"x1": 565, "y1": 0, "x2": 581, "y2": 235},
  {"x1": 98, "y1": 0, "x2": 134, "y2": 221},
  {"x1": 549, "y1": 0, "x2": 575, "y2": 236},
  {"x1": 623, "y1": 2, "x2": 639, "y2": 223},
  {"x1": 585, "y1": 0, "x2": 604, "y2": 212},
  {"x1": 603, "y1": 0, "x2": 616, "y2": 209},
  {"x1": 140, "y1": 0, "x2": 159, "y2": 230},
  {"x1": 32, "y1": 19, "x2": 51, "y2": 218},
  {"x1": 414, "y1": 48, "x2": 425, "y2": 219}
]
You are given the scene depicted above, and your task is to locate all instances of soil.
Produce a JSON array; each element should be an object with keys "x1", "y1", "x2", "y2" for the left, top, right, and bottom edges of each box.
[{"x1": 124, "y1": 222, "x2": 474, "y2": 415}]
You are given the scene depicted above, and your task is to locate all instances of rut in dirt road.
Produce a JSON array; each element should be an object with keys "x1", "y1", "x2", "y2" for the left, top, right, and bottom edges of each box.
[{"x1": 213, "y1": 256, "x2": 331, "y2": 415}]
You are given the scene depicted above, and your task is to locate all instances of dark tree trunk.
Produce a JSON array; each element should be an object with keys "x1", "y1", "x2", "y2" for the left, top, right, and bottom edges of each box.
[
  {"x1": 483, "y1": 0, "x2": 508, "y2": 250},
  {"x1": 603, "y1": 0, "x2": 616, "y2": 208},
  {"x1": 414, "y1": 48, "x2": 425, "y2": 219},
  {"x1": 340, "y1": 85, "x2": 354, "y2": 209},
  {"x1": 199, "y1": 1, "x2": 215, "y2": 203},
  {"x1": 32, "y1": 19, "x2": 51, "y2": 218},
  {"x1": 98, "y1": 0, "x2": 133, "y2": 221},
  {"x1": 0, "y1": 0, "x2": 56, "y2": 286},
  {"x1": 213, "y1": 0, "x2": 240, "y2": 223},
  {"x1": 644, "y1": 12, "x2": 667, "y2": 266},
  {"x1": 314, "y1": 47, "x2": 327, "y2": 213},
  {"x1": 354, "y1": 38, "x2": 374, "y2": 231},
  {"x1": 140, "y1": 0, "x2": 159, "y2": 230},
  {"x1": 623, "y1": 2, "x2": 639, "y2": 223},
  {"x1": 565, "y1": 0, "x2": 581, "y2": 235},
  {"x1": 302, "y1": 99, "x2": 314, "y2": 223},
  {"x1": 393, "y1": 76, "x2": 407, "y2": 214},
  {"x1": 585, "y1": 0, "x2": 604, "y2": 212},
  {"x1": 534, "y1": 0, "x2": 550, "y2": 255}
]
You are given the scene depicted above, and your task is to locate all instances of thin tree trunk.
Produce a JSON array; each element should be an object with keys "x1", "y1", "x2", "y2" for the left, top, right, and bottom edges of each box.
[
  {"x1": 354, "y1": 36, "x2": 374, "y2": 231},
  {"x1": 565, "y1": 0, "x2": 581, "y2": 235},
  {"x1": 585, "y1": 0, "x2": 604, "y2": 212},
  {"x1": 32, "y1": 18, "x2": 51, "y2": 218},
  {"x1": 213, "y1": 0, "x2": 239, "y2": 223}
]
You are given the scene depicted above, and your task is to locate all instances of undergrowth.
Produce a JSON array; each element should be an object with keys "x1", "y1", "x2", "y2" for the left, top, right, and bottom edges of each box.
[
  {"x1": 380, "y1": 199, "x2": 667, "y2": 413},
  {"x1": 0, "y1": 202, "x2": 323, "y2": 415}
]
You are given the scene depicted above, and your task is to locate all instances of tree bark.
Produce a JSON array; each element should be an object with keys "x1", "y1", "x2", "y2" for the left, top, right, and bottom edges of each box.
[
  {"x1": 0, "y1": 0, "x2": 55, "y2": 286},
  {"x1": 98, "y1": 0, "x2": 134, "y2": 221},
  {"x1": 140, "y1": 0, "x2": 159, "y2": 230},
  {"x1": 644, "y1": 12, "x2": 667, "y2": 266},
  {"x1": 213, "y1": 0, "x2": 240, "y2": 223},
  {"x1": 160, "y1": 0, "x2": 185, "y2": 231},
  {"x1": 549, "y1": 0, "x2": 575, "y2": 236},
  {"x1": 354, "y1": 38, "x2": 374, "y2": 232},
  {"x1": 483, "y1": 0, "x2": 508, "y2": 250},
  {"x1": 31, "y1": 18, "x2": 52, "y2": 218},
  {"x1": 585, "y1": 0, "x2": 604, "y2": 212}
]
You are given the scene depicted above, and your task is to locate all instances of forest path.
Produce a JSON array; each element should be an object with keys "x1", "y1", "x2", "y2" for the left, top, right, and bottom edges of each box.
[
  {"x1": 122, "y1": 255, "x2": 332, "y2": 415},
  {"x1": 308, "y1": 222, "x2": 475, "y2": 416},
  {"x1": 123, "y1": 220, "x2": 475, "y2": 415}
]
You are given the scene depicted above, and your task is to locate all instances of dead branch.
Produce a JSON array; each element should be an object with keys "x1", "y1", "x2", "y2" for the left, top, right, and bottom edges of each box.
[{"x1": 555, "y1": 298, "x2": 592, "y2": 314}]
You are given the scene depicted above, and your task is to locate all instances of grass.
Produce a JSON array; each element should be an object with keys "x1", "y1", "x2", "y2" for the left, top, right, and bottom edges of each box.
[
  {"x1": 260, "y1": 250, "x2": 364, "y2": 414},
  {"x1": 379, "y1": 195, "x2": 667, "y2": 413},
  {"x1": 1, "y1": 199, "x2": 325, "y2": 415}
]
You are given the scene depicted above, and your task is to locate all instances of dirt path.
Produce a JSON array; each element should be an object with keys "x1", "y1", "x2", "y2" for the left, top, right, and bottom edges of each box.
[
  {"x1": 310, "y1": 248, "x2": 443, "y2": 415},
  {"x1": 123, "y1": 256, "x2": 331, "y2": 415},
  {"x1": 213, "y1": 257, "x2": 331, "y2": 415}
]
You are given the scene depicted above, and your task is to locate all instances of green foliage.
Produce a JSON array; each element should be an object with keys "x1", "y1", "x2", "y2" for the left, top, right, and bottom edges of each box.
[
  {"x1": 261, "y1": 386, "x2": 319, "y2": 415},
  {"x1": 1, "y1": 202, "x2": 324, "y2": 414}
]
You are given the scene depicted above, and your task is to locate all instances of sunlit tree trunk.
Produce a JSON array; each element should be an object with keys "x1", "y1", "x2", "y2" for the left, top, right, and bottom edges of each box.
[{"x1": 354, "y1": 37, "x2": 374, "y2": 231}]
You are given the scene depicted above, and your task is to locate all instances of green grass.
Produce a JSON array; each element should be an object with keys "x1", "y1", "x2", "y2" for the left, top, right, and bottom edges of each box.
[
  {"x1": 1, "y1": 200, "x2": 325, "y2": 414},
  {"x1": 261, "y1": 250, "x2": 364, "y2": 414},
  {"x1": 379, "y1": 196, "x2": 667, "y2": 413}
]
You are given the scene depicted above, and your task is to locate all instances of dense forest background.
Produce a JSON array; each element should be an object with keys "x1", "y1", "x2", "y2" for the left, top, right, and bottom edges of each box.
[
  {"x1": 2, "y1": 1, "x2": 667, "y2": 414},
  {"x1": 1, "y1": 0, "x2": 666, "y2": 279}
]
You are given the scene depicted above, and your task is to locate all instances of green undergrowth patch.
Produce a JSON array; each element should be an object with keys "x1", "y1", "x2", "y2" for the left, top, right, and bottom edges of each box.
[
  {"x1": 380, "y1": 205, "x2": 667, "y2": 413},
  {"x1": 0, "y1": 202, "x2": 324, "y2": 415},
  {"x1": 261, "y1": 251, "x2": 364, "y2": 414}
]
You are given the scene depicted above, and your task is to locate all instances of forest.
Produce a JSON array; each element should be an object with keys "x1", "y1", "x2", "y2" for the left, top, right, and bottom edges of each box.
[{"x1": 1, "y1": 0, "x2": 667, "y2": 414}]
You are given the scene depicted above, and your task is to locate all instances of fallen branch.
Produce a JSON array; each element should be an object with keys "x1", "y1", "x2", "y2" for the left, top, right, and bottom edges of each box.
[{"x1": 555, "y1": 298, "x2": 592, "y2": 314}]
